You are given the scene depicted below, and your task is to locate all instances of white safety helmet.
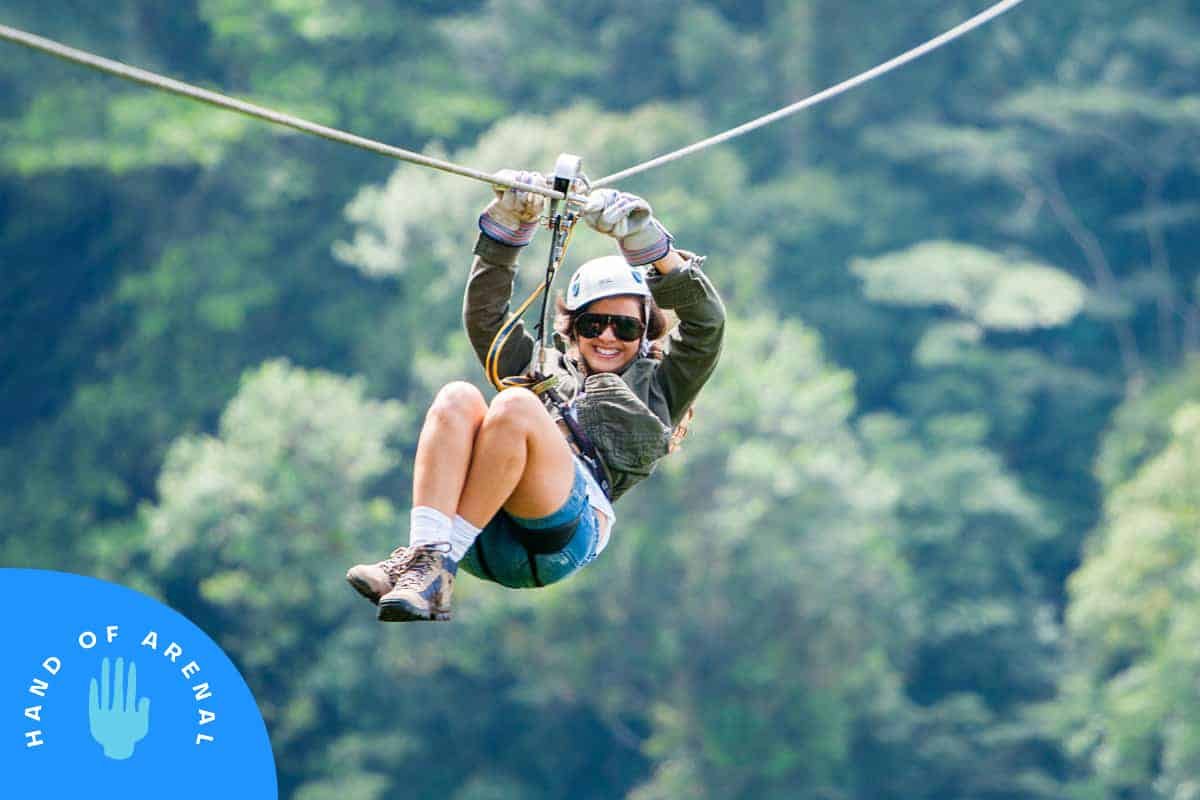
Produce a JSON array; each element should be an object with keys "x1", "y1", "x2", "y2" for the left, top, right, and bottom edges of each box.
[{"x1": 564, "y1": 255, "x2": 651, "y2": 311}]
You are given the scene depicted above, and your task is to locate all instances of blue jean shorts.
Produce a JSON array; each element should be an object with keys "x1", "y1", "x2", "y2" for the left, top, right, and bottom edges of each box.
[{"x1": 458, "y1": 459, "x2": 600, "y2": 588}]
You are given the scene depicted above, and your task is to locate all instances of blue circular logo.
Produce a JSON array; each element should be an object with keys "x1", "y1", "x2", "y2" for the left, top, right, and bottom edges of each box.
[{"x1": 1, "y1": 569, "x2": 277, "y2": 798}]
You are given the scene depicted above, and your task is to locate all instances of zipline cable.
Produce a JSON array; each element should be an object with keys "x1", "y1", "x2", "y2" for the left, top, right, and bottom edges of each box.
[
  {"x1": 0, "y1": 23, "x2": 582, "y2": 203},
  {"x1": 592, "y1": 0, "x2": 1027, "y2": 188},
  {"x1": 2, "y1": 0, "x2": 1027, "y2": 194}
]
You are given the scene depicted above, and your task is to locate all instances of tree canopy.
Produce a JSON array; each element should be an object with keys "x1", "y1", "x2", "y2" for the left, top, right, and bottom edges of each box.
[{"x1": 3, "y1": 1, "x2": 1199, "y2": 796}]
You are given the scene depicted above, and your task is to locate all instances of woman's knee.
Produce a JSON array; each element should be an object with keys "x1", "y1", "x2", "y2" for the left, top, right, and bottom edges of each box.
[
  {"x1": 426, "y1": 381, "x2": 487, "y2": 427},
  {"x1": 483, "y1": 388, "x2": 547, "y2": 436}
]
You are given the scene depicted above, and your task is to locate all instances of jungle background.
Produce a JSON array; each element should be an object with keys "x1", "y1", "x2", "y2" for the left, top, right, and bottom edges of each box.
[{"x1": 3, "y1": 1, "x2": 1199, "y2": 797}]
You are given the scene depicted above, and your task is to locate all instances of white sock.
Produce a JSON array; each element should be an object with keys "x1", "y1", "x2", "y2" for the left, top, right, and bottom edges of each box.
[
  {"x1": 408, "y1": 506, "x2": 452, "y2": 549},
  {"x1": 448, "y1": 515, "x2": 482, "y2": 562}
]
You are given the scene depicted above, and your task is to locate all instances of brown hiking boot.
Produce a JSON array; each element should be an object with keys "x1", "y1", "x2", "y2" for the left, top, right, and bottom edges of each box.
[
  {"x1": 345, "y1": 546, "x2": 412, "y2": 605},
  {"x1": 377, "y1": 543, "x2": 457, "y2": 622}
]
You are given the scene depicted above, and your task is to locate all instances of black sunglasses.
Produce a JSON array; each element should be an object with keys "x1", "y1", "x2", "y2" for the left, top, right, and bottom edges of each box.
[{"x1": 573, "y1": 312, "x2": 645, "y2": 342}]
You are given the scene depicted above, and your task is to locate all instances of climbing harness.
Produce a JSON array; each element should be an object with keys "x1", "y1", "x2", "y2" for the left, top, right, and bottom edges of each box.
[
  {"x1": 552, "y1": 396, "x2": 612, "y2": 501},
  {"x1": 0, "y1": 0, "x2": 1027, "y2": 194}
]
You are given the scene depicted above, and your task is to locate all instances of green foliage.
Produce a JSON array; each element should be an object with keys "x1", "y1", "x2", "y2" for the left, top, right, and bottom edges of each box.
[
  {"x1": 3, "y1": 0, "x2": 1199, "y2": 796},
  {"x1": 1, "y1": 90, "x2": 257, "y2": 174},
  {"x1": 1064, "y1": 397, "x2": 1200, "y2": 797},
  {"x1": 852, "y1": 241, "x2": 1087, "y2": 331},
  {"x1": 1093, "y1": 362, "x2": 1200, "y2": 491},
  {"x1": 146, "y1": 360, "x2": 413, "y2": 786},
  {"x1": 521, "y1": 311, "x2": 912, "y2": 799}
]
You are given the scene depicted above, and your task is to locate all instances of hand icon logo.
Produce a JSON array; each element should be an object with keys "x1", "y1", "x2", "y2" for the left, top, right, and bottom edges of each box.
[{"x1": 88, "y1": 657, "x2": 151, "y2": 760}]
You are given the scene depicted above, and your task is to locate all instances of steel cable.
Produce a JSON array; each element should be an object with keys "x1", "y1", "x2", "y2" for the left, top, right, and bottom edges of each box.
[
  {"x1": 592, "y1": 0, "x2": 1027, "y2": 187},
  {"x1": 2, "y1": 0, "x2": 1027, "y2": 194},
  {"x1": 0, "y1": 23, "x2": 579, "y2": 202}
]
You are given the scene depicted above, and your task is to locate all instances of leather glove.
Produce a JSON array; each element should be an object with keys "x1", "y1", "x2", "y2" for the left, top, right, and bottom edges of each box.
[
  {"x1": 581, "y1": 189, "x2": 673, "y2": 266},
  {"x1": 479, "y1": 170, "x2": 547, "y2": 247}
]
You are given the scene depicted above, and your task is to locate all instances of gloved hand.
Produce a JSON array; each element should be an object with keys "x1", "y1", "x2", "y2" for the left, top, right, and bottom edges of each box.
[
  {"x1": 581, "y1": 189, "x2": 673, "y2": 266},
  {"x1": 479, "y1": 170, "x2": 548, "y2": 247}
]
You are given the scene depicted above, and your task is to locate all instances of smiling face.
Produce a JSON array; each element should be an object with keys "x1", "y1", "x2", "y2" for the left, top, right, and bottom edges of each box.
[{"x1": 575, "y1": 295, "x2": 644, "y2": 373}]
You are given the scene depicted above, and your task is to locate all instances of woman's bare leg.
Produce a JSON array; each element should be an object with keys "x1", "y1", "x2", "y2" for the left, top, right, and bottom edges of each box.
[
  {"x1": 362, "y1": 386, "x2": 573, "y2": 621},
  {"x1": 455, "y1": 388, "x2": 576, "y2": 528},
  {"x1": 411, "y1": 381, "x2": 488, "y2": 518}
]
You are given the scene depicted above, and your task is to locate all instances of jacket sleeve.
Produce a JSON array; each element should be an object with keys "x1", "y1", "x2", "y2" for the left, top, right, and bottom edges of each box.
[
  {"x1": 463, "y1": 232, "x2": 536, "y2": 380},
  {"x1": 647, "y1": 253, "x2": 726, "y2": 426}
]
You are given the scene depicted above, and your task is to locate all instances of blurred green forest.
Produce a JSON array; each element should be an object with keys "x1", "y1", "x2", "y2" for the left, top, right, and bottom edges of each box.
[{"x1": 3, "y1": 1, "x2": 1199, "y2": 797}]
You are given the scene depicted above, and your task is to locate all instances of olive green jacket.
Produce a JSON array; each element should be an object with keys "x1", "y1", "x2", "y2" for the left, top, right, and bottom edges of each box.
[{"x1": 464, "y1": 233, "x2": 726, "y2": 501}]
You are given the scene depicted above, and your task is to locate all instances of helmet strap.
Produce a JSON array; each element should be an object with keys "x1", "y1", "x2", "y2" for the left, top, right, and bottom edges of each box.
[{"x1": 638, "y1": 296, "x2": 652, "y2": 358}]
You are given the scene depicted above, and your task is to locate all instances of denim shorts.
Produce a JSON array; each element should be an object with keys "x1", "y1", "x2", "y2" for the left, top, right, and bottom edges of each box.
[{"x1": 458, "y1": 459, "x2": 600, "y2": 588}]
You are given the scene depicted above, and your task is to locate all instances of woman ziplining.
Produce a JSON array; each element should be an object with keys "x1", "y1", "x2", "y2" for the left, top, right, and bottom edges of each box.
[
  {"x1": 345, "y1": 173, "x2": 725, "y2": 620},
  {"x1": 0, "y1": 1, "x2": 1029, "y2": 620}
]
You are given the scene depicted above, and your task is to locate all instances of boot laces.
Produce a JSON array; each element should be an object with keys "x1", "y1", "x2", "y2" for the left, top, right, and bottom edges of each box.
[
  {"x1": 379, "y1": 546, "x2": 415, "y2": 581},
  {"x1": 394, "y1": 543, "x2": 451, "y2": 591}
]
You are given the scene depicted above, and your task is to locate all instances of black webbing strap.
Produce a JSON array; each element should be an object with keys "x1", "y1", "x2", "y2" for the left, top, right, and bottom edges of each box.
[
  {"x1": 543, "y1": 388, "x2": 613, "y2": 501},
  {"x1": 514, "y1": 512, "x2": 580, "y2": 588},
  {"x1": 528, "y1": 550, "x2": 543, "y2": 587},
  {"x1": 473, "y1": 534, "x2": 498, "y2": 583},
  {"x1": 474, "y1": 515, "x2": 579, "y2": 588}
]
